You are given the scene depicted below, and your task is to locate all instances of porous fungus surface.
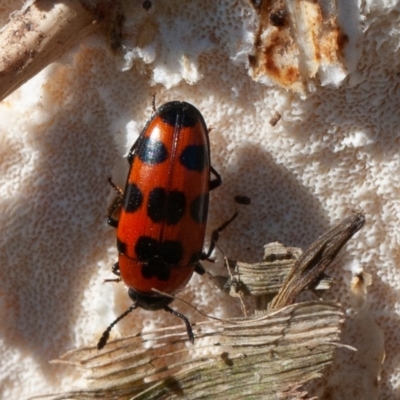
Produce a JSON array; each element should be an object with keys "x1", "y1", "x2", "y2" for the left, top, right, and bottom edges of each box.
[{"x1": 0, "y1": 0, "x2": 398, "y2": 398}]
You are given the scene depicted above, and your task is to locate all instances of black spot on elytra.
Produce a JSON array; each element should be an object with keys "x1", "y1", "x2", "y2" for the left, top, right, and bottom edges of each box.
[
  {"x1": 147, "y1": 187, "x2": 167, "y2": 222},
  {"x1": 138, "y1": 137, "x2": 168, "y2": 165},
  {"x1": 117, "y1": 238, "x2": 126, "y2": 254},
  {"x1": 123, "y1": 183, "x2": 143, "y2": 212},
  {"x1": 135, "y1": 236, "x2": 158, "y2": 261},
  {"x1": 135, "y1": 236, "x2": 183, "y2": 265},
  {"x1": 141, "y1": 262, "x2": 171, "y2": 281},
  {"x1": 160, "y1": 241, "x2": 183, "y2": 264},
  {"x1": 147, "y1": 188, "x2": 186, "y2": 225},
  {"x1": 180, "y1": 145, "x2": 208, "y2": 172},
  {"x1": 190, "y1": 193, "x2": 209, "y2": 224},
  {"x1": 159, "y1": 102, "x2": 201, "y2": 127},
  {"x1": 167, "y1": 191, "x2": 186, "y2": 224}
]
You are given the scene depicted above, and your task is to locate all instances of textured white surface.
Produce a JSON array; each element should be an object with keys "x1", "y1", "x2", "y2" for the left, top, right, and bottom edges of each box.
[{"x1": 0, "y1": 0, "x2": 399, "y2": 398}]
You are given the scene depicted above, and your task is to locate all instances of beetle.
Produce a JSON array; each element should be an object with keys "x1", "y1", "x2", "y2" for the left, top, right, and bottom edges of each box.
[{"x1": 98, "y1": 101, "x2": 233, "y2": 349}]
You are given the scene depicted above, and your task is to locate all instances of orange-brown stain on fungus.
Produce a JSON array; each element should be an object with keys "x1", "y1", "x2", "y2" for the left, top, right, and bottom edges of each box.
[
  {"x1": 263, "y1": 33, "x2": 299, "y2": 85},
  {"x1": 248, "y1": 0, "x2": 347, "y2": 92}
]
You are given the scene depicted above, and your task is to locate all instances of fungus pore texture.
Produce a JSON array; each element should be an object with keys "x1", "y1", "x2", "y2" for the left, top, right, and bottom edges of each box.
[{"x1": 0, "y1": 1, "x2": 398, "y2": 398}]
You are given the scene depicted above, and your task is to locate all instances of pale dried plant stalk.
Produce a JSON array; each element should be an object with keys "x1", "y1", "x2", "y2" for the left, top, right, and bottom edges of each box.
[
  {"x1": 224, "y1": 242, "x2": 332, "y2": 297},
  {"x1": 0, "y1": 0, "x2": 99, "y2": 101},
  {"x1": 270, "y1": 211, "x2": 365, "y2": 310},
  {"x1": 30, "y1": 212, "x2": 364, "y2": 400},
  {"x1": 32, "y1": 301, "x2": 346, "y2": 400}
]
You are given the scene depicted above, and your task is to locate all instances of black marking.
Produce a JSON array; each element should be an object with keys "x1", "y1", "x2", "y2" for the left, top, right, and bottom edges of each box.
[
  {"x1": 180, "y1": 145, "x2": 208, "y2": 172},
  {"x1": 160, "y1": 241, "x2": 184, "y2": 264},
  {"x1": 159, "y1": 102, "x2": 204, "y2": 128},
  {"x1": 138, "y1": 137, "x2": 168, "y2": 165},
  {"x1": 167, "y1": 191, "x2": 186, "y2": 225},
  {"x1": 117, "y1": 238, "x2": 127, "y2": 254},
  {"x1": 190, "y1": 193, "x2": 209, "y2": 224},
  {"x1": 135, "y1": 236, "x2": 183, "y2": 265},
  {"x1": 147, "y1": 187, "x2": 167, "y2": 222},
  {"x1": 123, "y1": 183, "x2": 143, "y2": 212},
  {"x1": 135, "y1": 236, "x2": 158, "y2": 261},
  {"x1": 147, "y1": 188, "x2": 186, "y2": 225},
  {"x1": 141, "y1": 261, "x2": 171, "y2": 281}
]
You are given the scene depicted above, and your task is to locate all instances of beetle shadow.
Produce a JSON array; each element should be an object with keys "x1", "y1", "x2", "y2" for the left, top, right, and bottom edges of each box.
[
  {"x1": 0, "y1": 56, "x2": 153, "y2": 377},
  {"x1": 208, "y1": 143, "x2": 331, "y2": 266}
]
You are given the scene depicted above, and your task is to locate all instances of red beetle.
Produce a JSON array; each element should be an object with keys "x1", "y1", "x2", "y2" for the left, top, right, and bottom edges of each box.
[{"x1": 98, "y1": 101, "x2": 232, "y2": 349}]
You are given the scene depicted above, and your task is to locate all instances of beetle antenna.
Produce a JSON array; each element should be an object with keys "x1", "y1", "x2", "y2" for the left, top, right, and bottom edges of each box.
[
  {"x1": 97, "y1": 304, "x2": 138, "y2": 350},
  {"x1": 163, "y1": 305, "x2": 194, "y2": 343},
  {"x1": 152, "y1": 288, "x2": 227, "y2": 323}
]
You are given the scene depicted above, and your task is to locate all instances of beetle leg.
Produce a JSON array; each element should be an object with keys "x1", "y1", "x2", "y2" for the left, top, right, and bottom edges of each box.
[
  {"x1": 201, "y1": 211, "x2": 238, "y2": 260},
  {"x1": 209, "y1": 165, "x2": 222, "y2": 191},
  {"x1": 112, "y1": 262, "x2": 120, "y2": 276},
  {"x1": 151, "y1": 93, "x2": 157, "y2": 113},
  {"x1": 107, "y1": 177, "x2": 123, "y2": 228},
  {"x1": 194, "y1": 262, "x2": 205, "y2": 275},
  {"x1": 103, "y1": 262, "x2": 121, "y2": 283}
]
